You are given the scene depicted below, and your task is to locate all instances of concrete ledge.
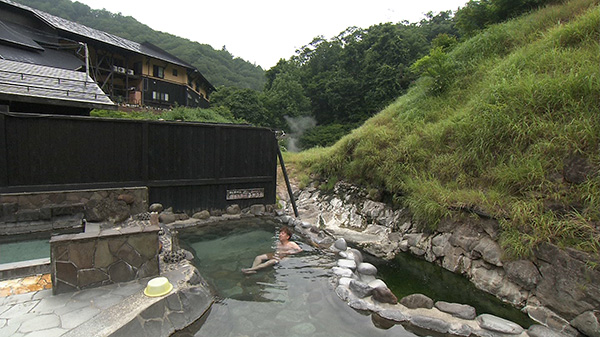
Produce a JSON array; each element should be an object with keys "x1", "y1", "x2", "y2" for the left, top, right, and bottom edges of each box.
[
  {"x1": 0, "y1": 258, "x2": 50, "y2": 281},
  {"x1": 51, "y1": 223, "x2": 160, "y2": 294},
  {"x1": 61, "y1": 264, "x2": 213, "y2": 337}
]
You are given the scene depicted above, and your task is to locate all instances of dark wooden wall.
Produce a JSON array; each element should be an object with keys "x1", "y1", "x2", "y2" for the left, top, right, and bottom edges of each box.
[{"x1": 0, "y1": 112, "x2": 277, "y2": 213}]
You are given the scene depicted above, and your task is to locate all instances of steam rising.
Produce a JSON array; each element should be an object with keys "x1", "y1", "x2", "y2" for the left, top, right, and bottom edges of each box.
[{"x1": 284, "y1": 115, "x2": 317, "y2": 152}]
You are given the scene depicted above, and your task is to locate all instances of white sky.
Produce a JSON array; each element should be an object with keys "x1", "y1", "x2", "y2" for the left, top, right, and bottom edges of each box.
[{"x1": 75, "y1": 0, "x2": 468, "y2": 69}]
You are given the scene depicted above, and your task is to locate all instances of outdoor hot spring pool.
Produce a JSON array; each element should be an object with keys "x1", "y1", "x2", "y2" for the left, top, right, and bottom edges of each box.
[
  {"x1": 0, "y1": 233, "x2": 50, "y2": 264},
  {"x1": 174, "y1": 219, "x2": 532, "y2": 337}
]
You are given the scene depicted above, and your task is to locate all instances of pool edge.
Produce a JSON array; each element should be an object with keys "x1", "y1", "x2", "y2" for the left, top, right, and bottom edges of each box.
[{"x1": 0, "y1": 257, "x2": 51, "y2": 281}]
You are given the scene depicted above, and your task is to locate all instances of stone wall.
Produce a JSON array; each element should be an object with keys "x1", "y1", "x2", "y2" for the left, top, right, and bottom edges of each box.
[
  {"x1": 284, "y1": 181, "x2": 600, "y2": 337},
  {"x1": 0, "y1": 187, "x2": 148, "y2": 236},
  {"x1": 50, "y1": 223, "x2": 160, "y2": 295}
]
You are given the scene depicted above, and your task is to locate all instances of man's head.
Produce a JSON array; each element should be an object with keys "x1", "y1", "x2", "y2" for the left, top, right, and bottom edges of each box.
[{"x1": 279, "y1": 226, "x2": 293, "y2": 241}]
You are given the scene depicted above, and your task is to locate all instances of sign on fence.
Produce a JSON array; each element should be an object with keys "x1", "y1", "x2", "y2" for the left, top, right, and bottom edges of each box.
[{"x1": 226, "y1": 188, "x2": 265, "y2": 200}]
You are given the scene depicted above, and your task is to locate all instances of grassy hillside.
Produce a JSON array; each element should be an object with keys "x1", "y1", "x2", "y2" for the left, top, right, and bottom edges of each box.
[
  {"x1": 13, "y1": 0, "x2": 266, "y2": 90},
  {"x1": 290, "y1": 0, "x2": 599, "y2": 257}
]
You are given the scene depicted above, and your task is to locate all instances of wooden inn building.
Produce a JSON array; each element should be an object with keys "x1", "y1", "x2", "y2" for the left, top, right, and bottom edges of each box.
[{"x1": 0, "y1": 0, "x2": 215, "y2": 115}]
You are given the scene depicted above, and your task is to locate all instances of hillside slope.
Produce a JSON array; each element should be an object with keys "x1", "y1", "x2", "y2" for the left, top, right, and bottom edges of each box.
[
  {"x1": 13, "y1": 0, "x2": 266, "y2": 90},
  {"x1": 294, "y1": 0, "x2": 599, "y2": 257}
]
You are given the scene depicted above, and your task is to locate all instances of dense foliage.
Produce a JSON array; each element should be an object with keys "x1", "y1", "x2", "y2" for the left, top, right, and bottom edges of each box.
[
  {"x1": 290, "y1": 0, "x2": 600, "y2": 256},
  {"x1": 213, "y1": 11, "x2": 460, "y2": 149},
  {"x1": 90, "y1": 106, "x2": 246, "y2": 124},
  {"x1": 212, "y1": 0, "x2": 560, "y2": 150},
  {"x1": 13, "y1": 0, "x2": 266, "y2": 90},
  {"x1": 455, "y1": 0, "x2": 562, "y2": 36}
]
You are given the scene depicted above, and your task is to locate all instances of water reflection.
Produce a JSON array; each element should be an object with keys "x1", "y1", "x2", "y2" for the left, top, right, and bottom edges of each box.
[{"x1": 177, "y1": 221, "x2": 417, "y2": 337}]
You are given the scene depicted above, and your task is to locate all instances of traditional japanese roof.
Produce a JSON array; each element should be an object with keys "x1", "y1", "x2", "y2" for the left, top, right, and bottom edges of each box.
[
  {"x1": 0, "y1": 19, "x2": 85, "y2": 69},
  {"x1": 0, "y1": 58, "x2": 115, "y2": 109},
  {"x1": 0, "y1": 0, "x2": 196, "y2": 70},
  {"x1": 0, "y1": 19, "x2": 44, "y2": 51}
]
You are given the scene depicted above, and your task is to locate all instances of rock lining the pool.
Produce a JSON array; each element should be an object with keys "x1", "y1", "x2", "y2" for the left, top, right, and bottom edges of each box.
[
  {"x1": 150, "y1": 202, "x2": 548, "y2": 337},
  {"x1": 290, "y1": 222, "x2": 547, "y2": 337}
]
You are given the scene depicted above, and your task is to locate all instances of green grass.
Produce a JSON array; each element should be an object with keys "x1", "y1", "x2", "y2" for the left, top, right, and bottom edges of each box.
[
  {"x1": 290, "y1": 0, "x2": 600, "y2": 258},
  {"x1": 90, "y1": 105, "x2": 246, "y2": 124}
]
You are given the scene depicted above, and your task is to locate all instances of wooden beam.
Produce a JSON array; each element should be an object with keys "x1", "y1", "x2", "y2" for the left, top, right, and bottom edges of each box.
[
  {"x1": 146, "y1": 176, "x2": 273, "y2": 188},
  {"x1": 0, "y1": 181, "x2": 147, "y2": 194},
  {"x1": 0, "y1": 112, "x2": 7, "y2": 187}
]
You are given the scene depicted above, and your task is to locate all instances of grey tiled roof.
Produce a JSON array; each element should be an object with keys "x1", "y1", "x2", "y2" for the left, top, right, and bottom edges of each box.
[
  {"x1": 0, "y1": 19, "x2": 44, "y2": 51},
  {"x1": 1, "y1": 0, "x2": 194, "y2": 69},
  {"x1": 0, "y1": 59, "x2": 115, "y2": 106},
  {"x1": 0, "y1": 43, "x2": 85, "y2": 70}
]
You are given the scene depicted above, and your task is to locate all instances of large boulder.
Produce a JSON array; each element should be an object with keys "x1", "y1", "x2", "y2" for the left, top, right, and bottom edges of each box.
[
  {"x1": 148, "y1": 203, "x2": 164, "y2": 213},
  {"x1": 431, "y1": 233, "x2": 451, "y2": 257},
  {"x1": 504, "y1": 259, "x2": 542, "y2": 290},
  {"x1": 332, "y1": 267, "x2": 354, "y2": 278},
  {"x1": 371, "y1": 286, "x2": 398, "y2": 304},
  {"x1": 571, "y1": 310, "x2": 600, "y2": 337},
  {"x1": 400, "y1": 294, "x2": 433, "y2": 309},
  {"x1": 378, "y1": 309, "x2": 409, "y2": 323},
  {"x1": 525, "y1": 305, "x2": 579, "y2": 336},
  {"x1": 349, "y1": 280, "x2": 372, "y2": 298},
  {"x1": 192, "y1": 210, "x2": 210, "y2": 220},
  {"x1": 527, "y1": 324, "x2": 571, "y2": 337},
  {"x1": 410, "y1": 315, "x2": 451, "y2": 334},
  {"x1": 226, "y1": 204, "x2": 241, "y2": 215},
  {"x1": 357, "y1": 262, "x2": 377, "y2": 276},
  {"x1": 334, "y1": 238, "x2": 347, "y2": 251},
  {"x1": 337, "y1": 259, "x2": 357, "y2": 270},
  {"x1": 472, "y1": 237, "x2": 503, "y2": 266},
  {"x1": 534, "y1": 243, "x2": 600, "y2": 320},
  {"x1": 476, "y1": 314, "x2": 523, "y2": 335},
  {"x1": 469, "y1": 264, "x2": 527, "y2": 306},
  {"x1": 435, "y1": 301, "x2": 476, "y2": 320}
]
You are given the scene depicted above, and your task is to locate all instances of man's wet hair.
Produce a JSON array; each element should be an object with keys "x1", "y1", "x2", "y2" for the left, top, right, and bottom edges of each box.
[{"x1": 280, "y1": 226, "x2": 293, "y2": 238}]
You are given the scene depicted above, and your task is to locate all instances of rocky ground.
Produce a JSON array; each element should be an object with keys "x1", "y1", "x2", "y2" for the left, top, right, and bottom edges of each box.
[{"x1": 274, "y1": 166, "x2": 599, "y2": 337}]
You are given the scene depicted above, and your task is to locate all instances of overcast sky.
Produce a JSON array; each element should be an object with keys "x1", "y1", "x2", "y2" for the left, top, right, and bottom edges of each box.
[{"x1": 75, "y1": 0, "x2": 468, "y2": 69}]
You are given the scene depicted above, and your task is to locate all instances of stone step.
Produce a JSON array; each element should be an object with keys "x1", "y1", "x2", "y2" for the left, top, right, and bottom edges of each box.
[
  {"x1": 0, "y1": 215, "x2": 84, "y2": 236},
  {"x1": 0, "y1": 203, "x2": 18, "y2": 219},
  {"x1": 1, "y1": 203, "x2": 85, "y2": 223}
]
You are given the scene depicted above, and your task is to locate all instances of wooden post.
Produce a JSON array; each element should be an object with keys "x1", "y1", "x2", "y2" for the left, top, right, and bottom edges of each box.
[{"x1": 276, "y1": 145, "x2": 298, "y2": 218}]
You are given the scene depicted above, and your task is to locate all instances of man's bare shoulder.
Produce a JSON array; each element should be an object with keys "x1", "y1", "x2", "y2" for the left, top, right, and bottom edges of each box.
[{"x1": 287, "y1": 241, "x2": 302, "y2": 252}]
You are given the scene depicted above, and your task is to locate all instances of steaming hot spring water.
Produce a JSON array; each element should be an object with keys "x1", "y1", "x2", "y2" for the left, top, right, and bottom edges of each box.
[{"x1": 173, "y1": 218, "x2": 531, "y2": 337}]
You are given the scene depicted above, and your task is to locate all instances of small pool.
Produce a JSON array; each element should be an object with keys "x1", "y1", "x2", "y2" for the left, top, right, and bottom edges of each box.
[
  {"x1": 176, "y1": 219, "x2": 533, "y2": 336},
  {"x1": 177, "y1": 219, "x2": 418, "y2": 337},
  {"x1": 371, "y1": 252, "x2": 535, "y2": 328},
  {"x1": 0, "y1": 233, "x2": 50, "y2": 264}
]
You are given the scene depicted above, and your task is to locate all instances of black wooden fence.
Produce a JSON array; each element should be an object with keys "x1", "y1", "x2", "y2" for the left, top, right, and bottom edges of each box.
[{"x1": 0, "y1": 112, "x2": 277, "y2": 213}]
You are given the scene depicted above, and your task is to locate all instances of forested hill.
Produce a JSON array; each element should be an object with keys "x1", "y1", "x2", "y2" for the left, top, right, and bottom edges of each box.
[
  {"x1": 293, "y1": 0, "x2": 599, "y2": 256},
  {"x1": 13, "y1": 0, "x2": 266, "y2": 90}
]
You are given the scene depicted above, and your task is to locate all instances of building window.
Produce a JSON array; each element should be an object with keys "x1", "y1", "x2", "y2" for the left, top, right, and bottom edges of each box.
[
  {"x1": 153, "y1": 65, "x2": 164, "y2": 78},
  {"x1": 151, "y1": 91, "x2": 170, "y2": 102},
  {"x1": 172, "y1": 69, "x2": 178, "y2": 77}
]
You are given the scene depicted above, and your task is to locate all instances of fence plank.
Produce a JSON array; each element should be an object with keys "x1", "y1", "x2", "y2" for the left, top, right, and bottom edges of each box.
[
  {"x1": 0, "y1": 113, "x2": 7, "y2": 187},
  {"x1": 0, "y1": 113, "x2": 277, "y2": 213}
]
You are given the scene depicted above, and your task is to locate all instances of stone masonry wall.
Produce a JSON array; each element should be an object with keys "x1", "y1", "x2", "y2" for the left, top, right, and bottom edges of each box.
[
  {"x1": 283, "y1": 181, "x2": 600, "y2": 337},
  {"x1": 50, "y1": 223, "x2": 160, "y2": 295},
  {"x1": 0, "y1": 187, "x2": 148, "y2": 236}
]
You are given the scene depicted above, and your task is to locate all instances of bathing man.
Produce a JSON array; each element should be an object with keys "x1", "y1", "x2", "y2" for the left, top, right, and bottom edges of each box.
[{"x1": 242, "y1": 226, "x2": 302, "y2": 274}]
